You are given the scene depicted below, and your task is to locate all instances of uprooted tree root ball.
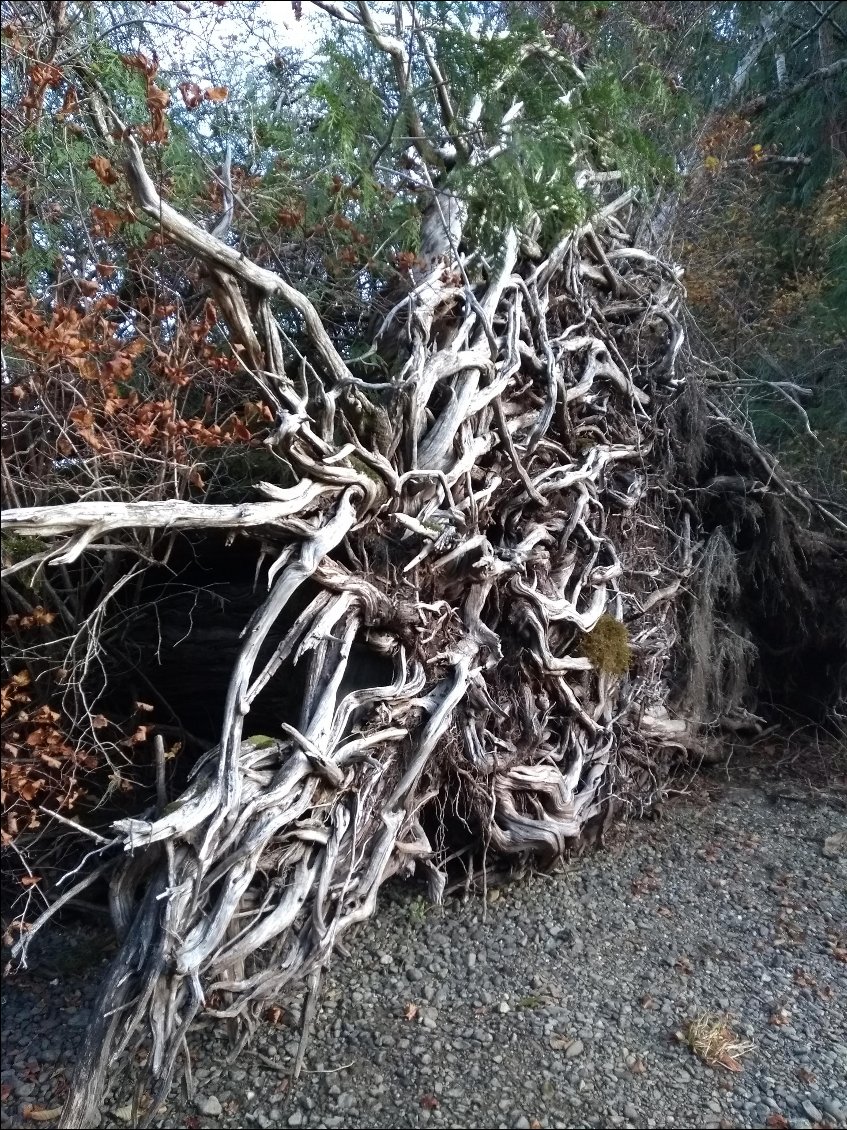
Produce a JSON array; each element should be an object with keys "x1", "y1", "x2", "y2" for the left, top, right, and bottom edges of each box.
[
  {"x1": 5, "y1": 145, "x2": 841, "y2": 1127},
  {"x1": 2, "y1": 4, "x2": 845, "y2": 1128}
]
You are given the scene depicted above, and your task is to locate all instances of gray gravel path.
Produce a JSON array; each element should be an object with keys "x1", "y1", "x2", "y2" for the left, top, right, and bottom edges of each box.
[{"x1": 2, "y1": 768, "x2": 845, "y2": 1130}]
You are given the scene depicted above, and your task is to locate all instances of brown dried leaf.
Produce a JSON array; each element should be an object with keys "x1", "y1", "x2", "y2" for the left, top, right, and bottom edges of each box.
[
  {"x1": 56, "y1": 86, "x2": 80, "y2": 120},
  {"x1": 178, "y1": 81, "x2": 203, "y2": 109},
  {"x1": 17, "y1": 777, "x2": 46, "y2": 804},
  {"x1": 146, "y1": 84, "x2": 169, "y2": 111},
  {"x1": 120, "y1": 52, "x2": 158, "y2": 78},
  {"x1": 89, "y1": 155, "x2": 119, "y2": 186},
  {"x1": 32, "y1": 705, "x2": 60, "y2": 723},
  {"x1": 204, "y1": 86, "x2": 228, "y2": 102}
]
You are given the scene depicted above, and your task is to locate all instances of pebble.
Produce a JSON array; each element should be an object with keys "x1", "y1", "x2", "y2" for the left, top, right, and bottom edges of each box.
[
  {"x1": 801, "y1": 1099, "x2": 823, "y2": 1122},
  {"x1": 198, "y1": 1095, "x2": 224, "y2": 1117}
]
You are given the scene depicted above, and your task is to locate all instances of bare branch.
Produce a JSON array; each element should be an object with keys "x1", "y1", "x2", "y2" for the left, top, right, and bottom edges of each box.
[
  {"x1": 122, "y1": 137, "x2": 353, "y2": 385},
  {"x1": 740, "y1": 57, "x2": 847, "y2": 114}
]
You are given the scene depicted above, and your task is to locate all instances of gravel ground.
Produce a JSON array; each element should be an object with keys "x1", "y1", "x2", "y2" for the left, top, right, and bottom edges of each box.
[{"x1": 2, "y1": 766, "x2": 845, "y2": 1130}]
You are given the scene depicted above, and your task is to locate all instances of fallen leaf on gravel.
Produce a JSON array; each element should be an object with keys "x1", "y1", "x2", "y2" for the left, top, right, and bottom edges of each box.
[
  {"x1": 0, "y1": 1083, "x2": 13, "y2": 1101},
  {"x1": 21, "y1": 1107, "x2": 62, "y2": 1123},
  {"x1": 420, "y1": 1094, "x2": 439, "y2": 1110},
  {"x1": 765, "y1": 1114, "x2": 790, "y2": 1129},
  {"x1": 263, "y1": 1004, "x2": 285, "y2": 1023},
  {"x1": 769, "y1": 1005, "x2": 791, "y2": 1026},
  {"x1": 549, "y1": 1034, "x2": 570, "y2": 1050},
  {"x1": 631, "y1": 869, "x2": 661, "y2": 895},
  {"x1": 629, "y1": 1057, "x2": 647, "y2": 1075},
  {"x1": 640, "y1": 993, "x2": 656, "y2": 1010},
  {"x1": 403, "y1": 1002, "x2": 418, "y2": 1021},
  {"x1": 795, "y1": 1067, "x2": 816, "y2": 1084},
  {"x1": 822, "y1": 830, "x2": 846, "y2": 859},
  {"x1": 793, "y1": 967, "x2": 816, "y2": 987}
]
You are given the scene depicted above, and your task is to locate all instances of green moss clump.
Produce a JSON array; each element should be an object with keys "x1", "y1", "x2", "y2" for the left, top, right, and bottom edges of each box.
[
  {"x1": 573, "y1": 434, "x2": 597, "y2": 453},
  {"x1": 347, "y1": 452, "x2": 388, "y2": 487},
  {"x1": 1, "y1": 533, "x2": 43, "y2": 565},
  {"x1": 248, "y1": 734, "x2": 277, "y2": 749},
  {"x1": 579, "y1": 613, "x2": 632, "y2": 675}
]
